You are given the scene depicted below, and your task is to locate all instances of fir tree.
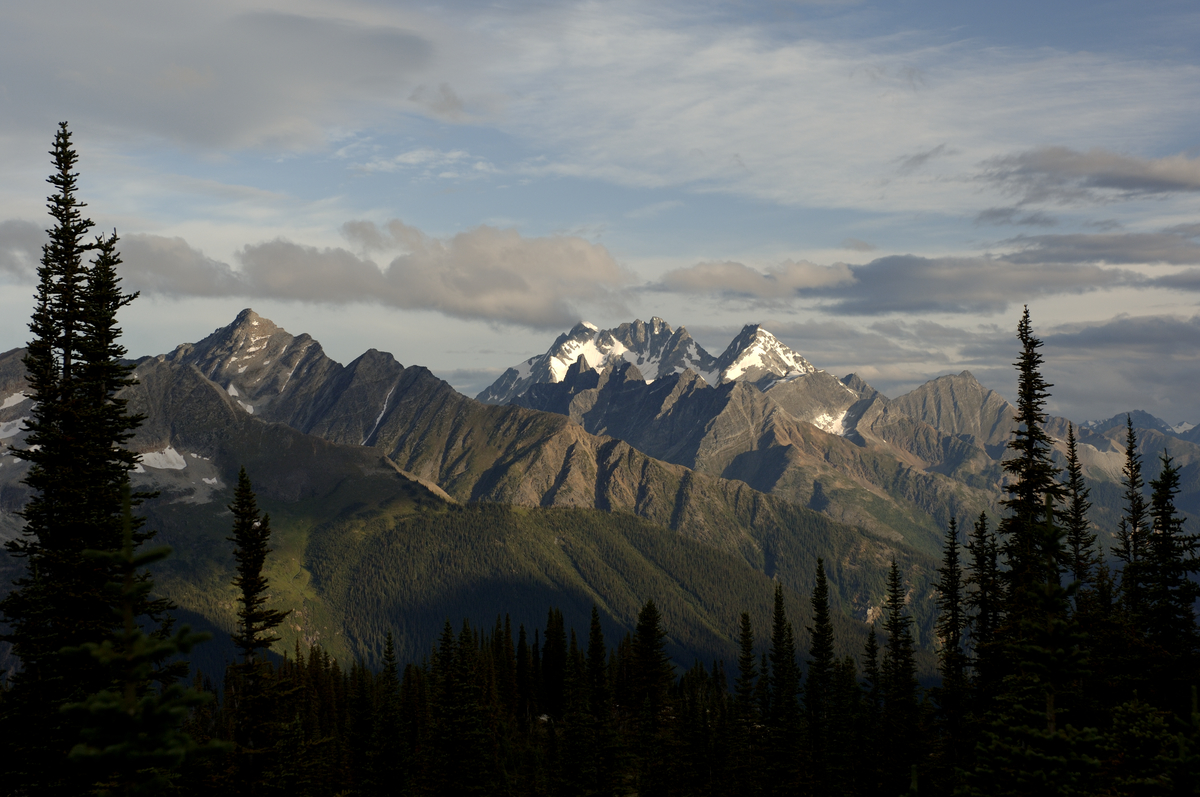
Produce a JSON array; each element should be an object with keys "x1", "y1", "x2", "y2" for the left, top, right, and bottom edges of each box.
[
  {"x1": 1143, "y1": 451, "x2": 1200, "y2": 704},
  {"x1": 0, "y1": 122, "x2": 157, "y2": 792},
  {"x1": 731, "y1": 612, "x2": 762, "y2": 796},
  {"x1": 999, "y1": 306, "x2": 1064, "y2": 605},
  {"x1": 1062, "y1": 424, "x2": 1097, "y2": 590},
  {"x1": 631, "y1": 600, "x2": 674, "y2": 797},
  {"x1": 805, "y1": 559, "x2": 835, "y2": 795},
  {"x1": 765, "y1": 583, "x2": 803, "y2": 795},
  {"x1": 62, "y1": 487, "x2": 220, "y2": 795},
  {"x1": 966, "y1": 511, "x2": 1003, "y2": 700},
  {"x1": 934, "y1": 517, "x2": 970, "y2": 792},
  {"x1": 881, "y1": 560, "x2": 918, "y2": 791},
  {"x1": 225, "y1": 467, "x2": 290, "y2": 792},
  {"x1": 227, "y1": 468, "x2": 289, "y2": 664},
  {"x1": 1115, "y1": 416, "x2": 1149, "y2": 614}
]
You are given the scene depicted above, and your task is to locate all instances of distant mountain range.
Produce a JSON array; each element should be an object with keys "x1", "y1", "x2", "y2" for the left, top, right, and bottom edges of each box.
[{"x1": 0, "y1": 309, "x2": 1194, "y2": 671}]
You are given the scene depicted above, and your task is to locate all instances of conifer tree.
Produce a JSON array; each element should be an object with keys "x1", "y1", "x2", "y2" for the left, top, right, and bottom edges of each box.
[
  {"x1": 370, "y1": 632, "x2": 405, "y2": 796},
  {"x1": 881, "y1": 560, "x2": 918, "y2": 790},
  {"x1": 1143, "y1": 451, "x2": 1200, "y2": 704},
  {"x1": 63, "y1": 487, "x2": 219, "y2": 795},
  {"x1": 225, "y1": 467, "x2": 290, "y2": 792},
  {"x1": 731, "y1": 612, "x2": 763, "y2": 795},
  {"x1": 765, "y1": 584, "x2": 803, "y2": 795},
  {"x1": 934, "y1": 517, "x2": 970, "y2": 791},
  {"x1": 227, "y1": 468, "x2": 289, "y2": 664},
  {"x1": 966, "y1": 511, "x2": 1002, "y2": 700},
  {"x1": 0, "y1": 122, "x2": 158, "y2": 792},
  {"x1": 999, "y1": 306, "x2": 1064, "y2": 605},
  {"x1": 805, "y1": 559, "x2": 835, "y2": 794},
  {"x1": 1062, "y1": 424, "x2": 1097, "y2": 589},
  {"x1": 631, "y1": 600, "x2": 674, "y2": 797},
  {"x1": 1115, "y1": 416, "x2": 1148, "y2": 614}
]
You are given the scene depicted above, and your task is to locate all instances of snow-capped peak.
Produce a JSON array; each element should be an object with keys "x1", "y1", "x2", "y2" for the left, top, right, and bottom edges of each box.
[
  {"x1": 477, "y1": 318, "x2": 718, "y2": 404},
  {"x1": 715, "y1": 325, "x2": 816, "y2": 384}
]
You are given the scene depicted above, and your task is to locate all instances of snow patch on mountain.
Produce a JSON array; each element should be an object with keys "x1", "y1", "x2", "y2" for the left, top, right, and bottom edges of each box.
[
  {"x1": 0, "y1": 418, "x2": 28, "y2": 439},
  {"x1": 811, "y1": 410, "x2": 849, "y2": 436},
  {"x1": 1, "y1": 392, "x2": 29, "y2": 410},
  {"x1": 140, "y1": 447, "x2": 187, "y2": 470}
]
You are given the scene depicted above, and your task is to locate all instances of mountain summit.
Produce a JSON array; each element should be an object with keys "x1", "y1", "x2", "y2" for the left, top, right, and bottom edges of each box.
[
  {"x1": 477, "y1": 317, "x2": 717, "y2": 404},
  {"x1": 478, "y1": 319, "x2": 826, "y2": 404},
  {"x1": 713, "y1": 324, "x2": 816, "y2": 385}
]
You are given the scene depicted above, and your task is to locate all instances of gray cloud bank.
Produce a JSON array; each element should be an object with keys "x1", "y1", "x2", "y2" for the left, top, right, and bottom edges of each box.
[
  {"x1": 0, "y1": 219, "x2": 632, "y2": 329},
  {"x1": 983, "y1": 147, "x2": 1200, "y2": 205},
  {"x1": 652, "y1": 224, "x2": 1200, "y2": 316},
  {"x1": 5, "y1": 6, "x2": 443, "y2": 150}
]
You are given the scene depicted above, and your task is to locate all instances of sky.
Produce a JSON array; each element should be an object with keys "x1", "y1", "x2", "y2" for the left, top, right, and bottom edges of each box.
[{"x1": 3, "y1": 0, "x2": 1200, "y2": 423}]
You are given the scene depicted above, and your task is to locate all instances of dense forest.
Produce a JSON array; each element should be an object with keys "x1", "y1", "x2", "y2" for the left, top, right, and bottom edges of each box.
[{"x1": 2, "y1": 125, "x2": 1200, "y2": 796}]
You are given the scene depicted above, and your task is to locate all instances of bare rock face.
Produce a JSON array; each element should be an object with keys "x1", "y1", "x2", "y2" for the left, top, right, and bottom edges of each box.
[{"x1": 889, "y1": 371, "x2": 1016, "y2": 456}]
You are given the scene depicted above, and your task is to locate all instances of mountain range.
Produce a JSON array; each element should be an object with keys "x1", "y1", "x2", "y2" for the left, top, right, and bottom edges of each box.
[{"x1": 0, "y1": 309, "x2": 1194, "y2": 671}]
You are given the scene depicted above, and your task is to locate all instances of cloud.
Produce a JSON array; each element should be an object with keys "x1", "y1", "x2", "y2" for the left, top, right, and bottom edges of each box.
[
  {"x1": 975, "y1": 207, "x2": 1057, "y2": 227},
  {"x1": 89, "y1": 220, "x2": 634, "y2": 329},
  {"x1": 655, "y1": 252, "x2": 1140, "y2": 316},
  {"x1": 356, "y1": 148, "x2": 497, "y2": 179},
  {"x1": 841, "y1": 238, "x2": 877, "y2": 252},
  {"x1": 982, "y1": 147, "x2": 1200, "y2": 205},
  {"x1": 3, "y1": 5, "x2": 443, "y2": 150},
  {"x1": 626, "y1": 201, "x2": 683, "y2": 220},
  {"x1": 810, "y1": 255, "x2": 1140, "y2": 315},
  {"x1": 653, "y1": 259, "x2": 855, "y2": 298},
  {"x1": 896, "y1": 144, "x2": 954, "y2": 175},
  {"x1": 0, "y1": 220, "x2": 43, "y2": 280},
  {"x1": 999, "y1": 228, "x2": 1200, "y2": 265},
  {"x1": 1039, "y1": 314, "x2": 1200, "y2": 422}
]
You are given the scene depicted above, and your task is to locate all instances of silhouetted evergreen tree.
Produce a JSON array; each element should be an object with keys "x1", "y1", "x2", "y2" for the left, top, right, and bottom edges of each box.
[
  {"x1": 933, "y1": 517, "x2": 970, "y2": 793},
  {"x1": 629, "y1": 600, "x2": 674, "y2": 796},
  {"x1": 765, "y1": 584, "x2": 804, "y2": 795},
  {"x1": 1115, "y1": 416, "x2": 1149, "y2": 615},
  {"x1": 0, "y1": 123, "x2": 162, "y2": 793},
  {"x1": 1061, "y1": 424, "x2": 1097, "y2": 590},
  {"x1": 881, "y1": 560, "x2": 919, "y2": 791},
  {"x1": 805, "y1": 559, "x2": 835, "y2": 795},
  {"x1": 1143, "y1": 451, "x2": 1200, "y2": 710},
  {"x1": 730, "y1": 612, "x2": 763, "y2": 796},
  {"x1": 225, "y1": 467, "x2": 291, "y2": 793},
  {"x1": 967, "y1": 511, "x2": 1003, "y2": 703}
]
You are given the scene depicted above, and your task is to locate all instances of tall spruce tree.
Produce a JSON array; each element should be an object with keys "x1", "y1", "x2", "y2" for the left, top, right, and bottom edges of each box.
[
  {"x1": 765, "y1": 583, "x2": 803, "y2": 795},
  {"x1": 0, "y1": 123, "x2": 158, "y2": 792},
  {"x1": 225, "y1": 467, "x2": 290, "y2": 793},
  {"x1": 1062, "y1": 424, "x2": 1097, "y2": 590},
  {"x1": 631, "y1": 600, "x2": 673, "y2": 797},
  {"x1": 805, "y1": 559, "x2": 835, "y2": 795},
  {"x1": 999, "y1": 306, "x2": 1064, "y2": 604},
  {"x1": 934, "y1": 517, "x2": 970, "y2": 791},
  {"x1": 968, "y1": 311, "x2": 1100, "y2": 796},
  {"x1": 966, "y1": 511, "x2": 1002, "y2": 700},
  {"x1": 881, "y1": 560, "x2": 918, "y2": 791},
  {"x1": 1115, "y1": 416, "x2": 1148, "y2": 614},
  {"x1": 1143, "y1": 451, "x2": 1200, "y2": 704}
]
